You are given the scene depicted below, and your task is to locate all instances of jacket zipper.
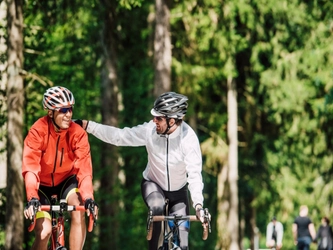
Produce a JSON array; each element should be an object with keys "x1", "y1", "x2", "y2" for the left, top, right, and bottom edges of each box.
[
  {"x1": 52, "y1": 136, "x2": 61, "y2": 186},
  {"x1": 60, "y1": 148, "x2": 64, "y2": 166},
  {"x1": 166, "y1": 137, "x2": 170, "y2": 191}
]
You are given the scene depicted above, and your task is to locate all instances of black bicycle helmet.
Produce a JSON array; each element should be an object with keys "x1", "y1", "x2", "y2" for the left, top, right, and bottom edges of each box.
[
  {"x1": 150, "y1": 92, "x2": 188, "y2": 119},
  {"x1": 42, "y1": 86, "x2": 75, "y2": 110}
]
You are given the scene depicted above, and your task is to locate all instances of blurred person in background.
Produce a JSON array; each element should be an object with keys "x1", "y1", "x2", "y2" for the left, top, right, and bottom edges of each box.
[
  {"x1": 266, "y1": 216, "x2": 284, "y2": 249},
  {"x1": 292, "y1": 205, "x2": 316, "y2": 250},
  {"x1": 314, "y1": 216, "x2": 333, "y2": 250}
]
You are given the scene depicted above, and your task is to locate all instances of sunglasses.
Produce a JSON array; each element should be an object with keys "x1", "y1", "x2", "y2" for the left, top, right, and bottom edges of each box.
[
  {"x1": 58, "y1": 107, "x2": 73, "y2": 114},
  {"x1": 153, "y1": 116, "x2": 165, "y2": 121}
]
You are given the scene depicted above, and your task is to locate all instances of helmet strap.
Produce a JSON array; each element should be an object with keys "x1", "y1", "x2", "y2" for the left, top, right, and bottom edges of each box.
[
  {"x1": 50, "y1": 110, "x2": 62, "y2": 132},
  {"x1": 162, "y1": 118, "x2": 175, "y2": 135}
]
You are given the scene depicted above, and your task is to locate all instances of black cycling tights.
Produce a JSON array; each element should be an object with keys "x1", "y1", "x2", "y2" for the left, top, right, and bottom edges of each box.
[{"x1": 141, "y1": 179, "x2": 190, "y2": 250}]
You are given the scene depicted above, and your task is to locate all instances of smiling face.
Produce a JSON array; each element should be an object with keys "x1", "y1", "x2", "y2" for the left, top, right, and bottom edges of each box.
[{"x1": 48, "y1": 107, "x2": 73, "y2": 131}]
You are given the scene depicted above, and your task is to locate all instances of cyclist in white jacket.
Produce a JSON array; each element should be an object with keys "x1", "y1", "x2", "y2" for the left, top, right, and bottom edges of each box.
[{"x1": 77, "y1": 92, "x2": 206, "y2": 250}]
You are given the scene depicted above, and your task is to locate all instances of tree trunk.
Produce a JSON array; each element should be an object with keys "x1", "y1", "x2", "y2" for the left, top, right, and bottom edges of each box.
[
  {"x1": 215, "y1": 78, "x2": 239, "y2": 250},
  {"x1": 216, "y1": 163, "x2": 230, "y2": 249},
  {"x1": 227, "y1": 76, "x2": 239, "y2": 250},
  {"x1": 0, "y1": 0, "x2": 7, "y2": 189},
  {"x1": 153, "y1": 0, "x2": 171, "y2": 96},
  {"x1": 99, "y1": 1, "x2": 121, "y2": 249},
  {"x1": 5, "y1": 0, "x2": 24, "y2": 249}
]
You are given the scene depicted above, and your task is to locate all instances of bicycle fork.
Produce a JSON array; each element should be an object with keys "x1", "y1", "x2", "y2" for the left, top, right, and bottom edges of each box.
[
  {"x1": 51, "y1": 210, "x2": 67, "y2": 250},
  {"x1": 56, "y1": 215, "x2": 65, "y2": 247},
  {"x1": 50, "y1": 195, "x2": 67, "y2": 250}
]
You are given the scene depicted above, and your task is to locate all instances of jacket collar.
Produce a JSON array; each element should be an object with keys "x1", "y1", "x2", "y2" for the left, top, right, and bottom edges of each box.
[{"x1": 167, "y1": 123, "x2": 181, "y2": 139}]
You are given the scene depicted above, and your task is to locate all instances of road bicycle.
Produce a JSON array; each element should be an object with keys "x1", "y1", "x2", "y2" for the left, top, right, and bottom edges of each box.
[
  {"x1": 27, "y1": 195, "x2": 96, "y2": 250},
  {"x1": 146, "y1": 208, "x2": 211, "y2": 250}
]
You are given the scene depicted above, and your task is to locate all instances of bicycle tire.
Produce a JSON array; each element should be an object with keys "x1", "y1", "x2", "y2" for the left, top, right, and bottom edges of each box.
[{"x1": 56, "y1": 247, "x2": 67, "y2": 250}]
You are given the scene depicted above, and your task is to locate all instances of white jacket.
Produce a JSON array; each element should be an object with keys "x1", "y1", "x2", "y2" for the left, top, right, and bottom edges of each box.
[
  {"x1": 266, "y1": 221, "x2": 284, "y2": 245},
  {"x1": 87, "y1": 120, "x2": 204, "y2": 208}
]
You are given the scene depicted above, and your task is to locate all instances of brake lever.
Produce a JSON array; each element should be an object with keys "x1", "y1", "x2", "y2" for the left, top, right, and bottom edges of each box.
[
  {"x1": 27, "y1": 205, "x2": 39, "y2": 232},
  {"x1": 89, "y1": 206, "x2": 97, "y2": 226},
  {"x1": 204, "y1": 208, "x2": 212, "y2": 233}
]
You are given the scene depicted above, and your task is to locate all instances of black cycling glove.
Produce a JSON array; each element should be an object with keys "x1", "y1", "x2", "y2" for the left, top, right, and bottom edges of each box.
[
  {"x1": 85, "y1": 198, "x2": 98, "y2": 211},
  {"x1": 25, "y1": 198, "x2": 41, "y2": 219},
  {"x1": 25, "y1": 197, "x2": 41, "y2": 210}
]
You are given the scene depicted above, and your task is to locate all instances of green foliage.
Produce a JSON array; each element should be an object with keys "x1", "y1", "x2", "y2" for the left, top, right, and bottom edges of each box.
[
  {"x1": 171, "y1": 0, "x2": 332, "y2": 248},
  {"x1": 11, "y1": 0, "x2": 333, "y2": 249},
  {"x1": 234, "y1": 0, "x2": 333, "y2": 248},
  {"x1": 118, "y1": 0, "x2": 144, "y2": 9}
]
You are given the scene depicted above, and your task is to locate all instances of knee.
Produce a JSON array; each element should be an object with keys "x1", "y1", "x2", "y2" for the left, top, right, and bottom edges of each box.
[
  {"x1": 35, "y1": 226, "x2": 52, "y2": 241},
  {"x1": 146, "y1": 193, "x2": 165, "y2": 215},
  {"x1": 150, "y1": 204, "x2": 164, "y2": 215}
]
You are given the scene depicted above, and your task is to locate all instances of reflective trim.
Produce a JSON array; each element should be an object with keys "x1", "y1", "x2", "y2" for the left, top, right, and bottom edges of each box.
[
  {"x1": 36, "y1": 211, "x2": 51, "y2": 220},
  {"x1": 66, "y1": 188, "x2": 79, "y2": 201}
]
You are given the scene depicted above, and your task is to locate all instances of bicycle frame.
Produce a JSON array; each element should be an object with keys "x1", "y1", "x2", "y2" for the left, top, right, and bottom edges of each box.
[
  {"x1": 163, "y1": 215, "x2": 196, "y2": 250},
  {"x1": 146, "y1": 210, "x2": 211, "y2": 250},
  {"x1": 28, "y1": 195, "x2": 95, "y2": 250}
]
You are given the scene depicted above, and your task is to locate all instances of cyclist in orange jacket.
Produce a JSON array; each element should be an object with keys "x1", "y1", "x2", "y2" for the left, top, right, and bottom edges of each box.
[{"x1": 22, "y1": 86, "x2": 98, "y2": 250}]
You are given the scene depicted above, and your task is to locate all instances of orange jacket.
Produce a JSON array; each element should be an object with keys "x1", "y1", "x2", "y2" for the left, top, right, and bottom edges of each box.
[{"x1": 22, "y1": 116, "x2": 94, "y2": 202}]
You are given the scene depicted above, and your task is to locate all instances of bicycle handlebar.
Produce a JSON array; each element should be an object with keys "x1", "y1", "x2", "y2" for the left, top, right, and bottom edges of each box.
[
  {"x1": 152, "y1": 215, "x2": 198, "y2": 221},
  {"x1": 146, "y1": 212, "x2": 211, "y2": 241},
  {"x1": 41, "y1": 205, "x2": 86, "y2": 212},
  {"x1": 27, "y1": 204, "x2": 96, "y2": 233}
]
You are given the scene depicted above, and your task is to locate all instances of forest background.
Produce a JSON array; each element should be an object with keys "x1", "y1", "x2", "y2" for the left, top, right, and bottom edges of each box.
[{"x1": 0, "y1": 0, "x2": 333, "y2": 249}]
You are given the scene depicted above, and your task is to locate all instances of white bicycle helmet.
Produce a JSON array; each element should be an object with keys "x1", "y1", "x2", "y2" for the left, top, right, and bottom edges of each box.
[
  {"x1": 42, "y1": 86, "x2": 75, "y2": 110},
  {"x1": 150, "y1": 92, "x2": 188, "y2": 119}
]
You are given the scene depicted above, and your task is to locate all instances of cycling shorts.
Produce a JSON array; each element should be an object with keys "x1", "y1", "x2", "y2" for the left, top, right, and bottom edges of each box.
[{"x1": 36, "y1": 175, "x2": 79, "y2": 219}]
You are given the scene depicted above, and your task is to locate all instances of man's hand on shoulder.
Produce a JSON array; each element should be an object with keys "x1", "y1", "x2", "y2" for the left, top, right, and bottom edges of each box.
[{"x1": 73, "y1": 119, "x2": 89, "y2": 130}]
